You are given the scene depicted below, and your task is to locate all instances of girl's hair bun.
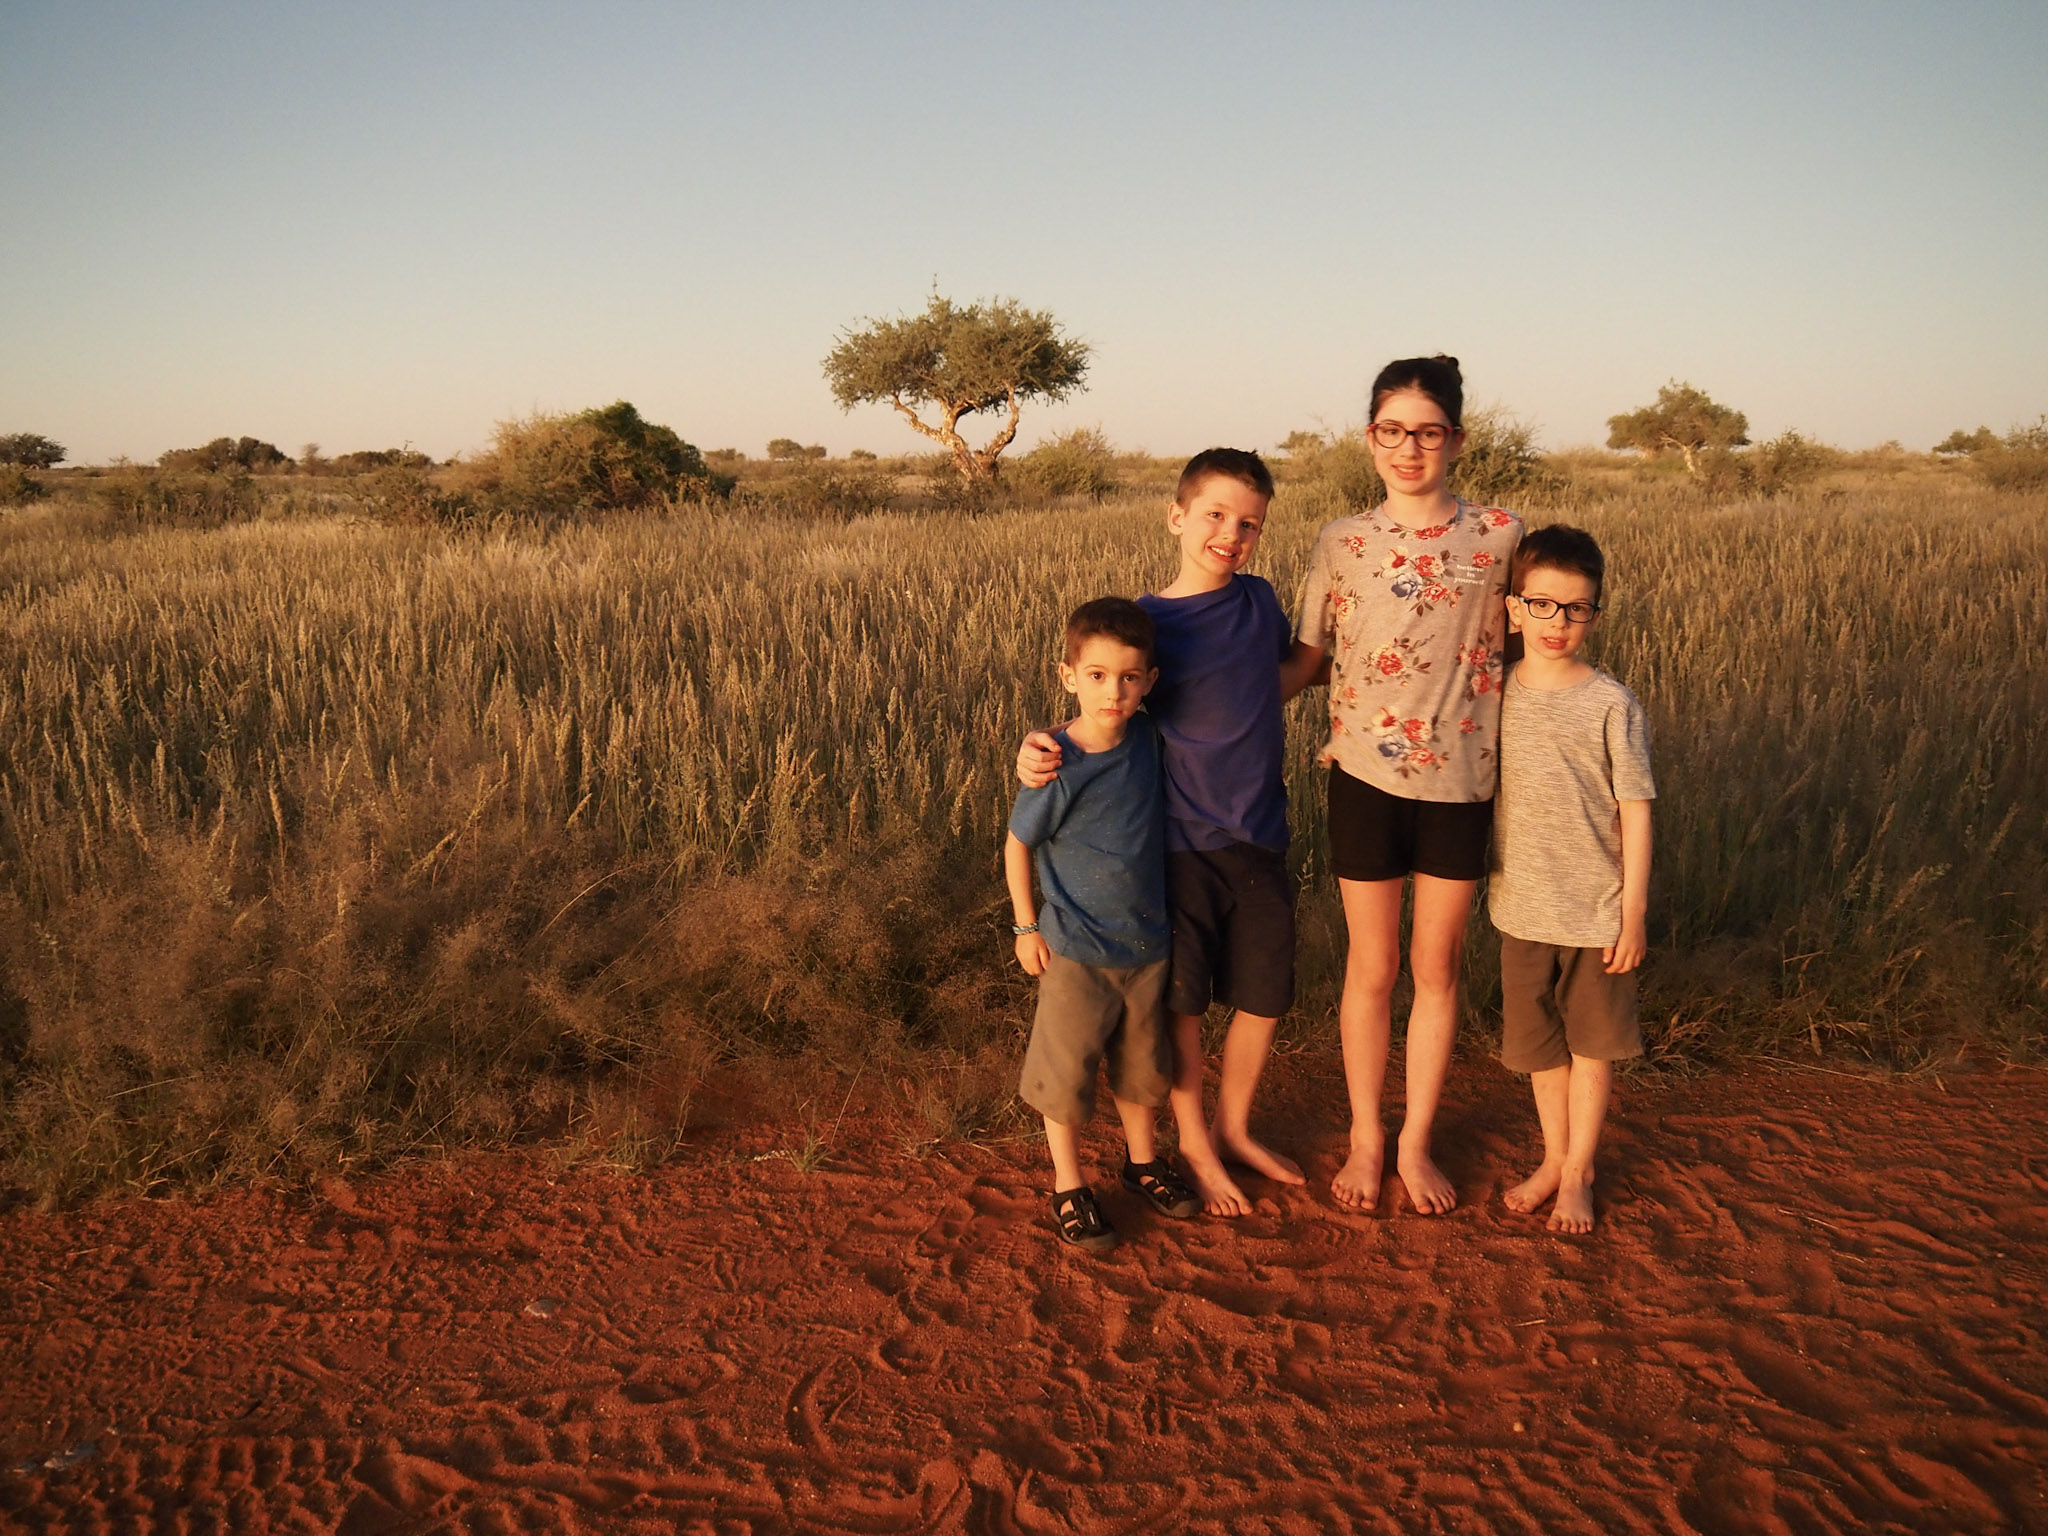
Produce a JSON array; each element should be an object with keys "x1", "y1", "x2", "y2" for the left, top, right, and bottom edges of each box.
[{"x1": 1431, "y1": 353, "x2": 1462, "y2": 374}]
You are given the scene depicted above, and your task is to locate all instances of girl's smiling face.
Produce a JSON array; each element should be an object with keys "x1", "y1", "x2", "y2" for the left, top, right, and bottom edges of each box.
[{"x1": 1368, "y1": 387, "x2": 1463, "y2": 502}]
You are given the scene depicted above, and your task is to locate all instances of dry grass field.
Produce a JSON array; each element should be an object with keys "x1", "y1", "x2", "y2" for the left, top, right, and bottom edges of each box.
[{"x1": 0, "y1": 472, "x2": 2041, "y2": 1202}]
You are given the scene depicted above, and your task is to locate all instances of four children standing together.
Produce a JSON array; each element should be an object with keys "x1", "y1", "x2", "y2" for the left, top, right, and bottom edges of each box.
[{"x1": 1007, "y1": 355, "x2": 1656, "y2": 1250}]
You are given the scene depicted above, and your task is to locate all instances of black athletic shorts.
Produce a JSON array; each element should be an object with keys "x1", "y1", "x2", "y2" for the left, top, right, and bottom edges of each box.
[
  {"x1": 1165, "y1": 841, "x2": 1295, "y2": 1020},
  {"x1": 1326, "y1": 764, "x2": 1493, "y2": 883}
]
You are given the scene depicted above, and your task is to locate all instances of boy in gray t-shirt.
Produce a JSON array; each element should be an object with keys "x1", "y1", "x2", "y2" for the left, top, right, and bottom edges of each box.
[{"x1": 1489, "y1": 526, "x2": 1656, "y2": 1234}]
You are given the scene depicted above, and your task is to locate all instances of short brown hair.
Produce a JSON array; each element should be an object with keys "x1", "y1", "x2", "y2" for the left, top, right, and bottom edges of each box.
[
  {"x1": 1175, "y1": 447, "x2": 1273, "y2": 507},
  {"x1": 1063, "y1": 596, "x2": 1155, "y2": 665},
  {"x1": 1512, "y1": 524, "x2": 1606, "y2": 602}
]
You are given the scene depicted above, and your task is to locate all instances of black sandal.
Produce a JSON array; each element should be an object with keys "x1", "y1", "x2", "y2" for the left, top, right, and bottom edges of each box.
[
  {"x1": 1048, "y1": 1187, "x2": 1119, "y2": 1252},
  {"x1": 1120, "y1": 1158, "x2": 1201, "y2": 1219}
]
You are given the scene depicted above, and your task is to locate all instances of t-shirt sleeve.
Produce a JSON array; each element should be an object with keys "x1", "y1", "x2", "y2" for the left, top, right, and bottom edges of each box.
[
  {"x1": 1259, "y1": 578, "x2": 1291, "y2": 662},
  {"x1": 1607, "y1": 691, "x2": 1657, "y2": 801},
  {"x1": 1295, "y1": 532, "x2": 1335, "y2": 650},
  {"x1": 1008, "y1": 778, "x2": 1070, "y2": 847}
]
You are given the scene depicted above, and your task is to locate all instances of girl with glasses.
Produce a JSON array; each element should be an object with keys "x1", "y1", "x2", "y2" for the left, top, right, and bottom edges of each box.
[{"x1": 1286, "y1": 355, "x2": 1522, "y2": 1215}]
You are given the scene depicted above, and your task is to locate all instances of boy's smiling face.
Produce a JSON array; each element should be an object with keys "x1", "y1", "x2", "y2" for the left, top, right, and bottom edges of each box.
[
  {"x1": 1058, "y1": 636, "x2": 1156, "y2": 745},
  {"x1": 1168, "y1": 474, "x2": 1269, "y2": 590}
]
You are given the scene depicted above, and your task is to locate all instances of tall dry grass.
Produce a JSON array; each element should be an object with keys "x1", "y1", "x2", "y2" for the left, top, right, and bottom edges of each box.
[{"x1": 0, "y1": 478, "x2": 2040, "y2": 1199}]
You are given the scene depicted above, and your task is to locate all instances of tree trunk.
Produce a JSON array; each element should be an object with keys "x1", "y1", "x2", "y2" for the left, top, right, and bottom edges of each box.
[{"x1": 886, "y1": 395, "x2": 992, "y2": 482}]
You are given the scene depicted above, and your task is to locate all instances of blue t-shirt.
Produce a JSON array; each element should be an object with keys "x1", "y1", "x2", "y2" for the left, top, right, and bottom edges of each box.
[
  {"x1": 1138, "y1": 574, "x2": 1292, "y2": 853},
  {"x1": 1008, "y1": 716, "x2": 1168, "y2": 970}
]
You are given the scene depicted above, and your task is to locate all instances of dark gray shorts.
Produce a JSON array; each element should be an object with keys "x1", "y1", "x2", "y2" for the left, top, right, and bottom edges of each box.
[
  {"x1": 1165, "y1": 842, "x2": 1295, "y2": 1020},
  {"x1": 1499, "y1": 935, "x2": 1644, "y2": 1072},
  {"x1": 1020, "y1": 953, "x2": 1172, "y2": 1126}
]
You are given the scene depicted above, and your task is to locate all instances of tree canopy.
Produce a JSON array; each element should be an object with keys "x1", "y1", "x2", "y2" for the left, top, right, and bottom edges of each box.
[
  {"x1": 0, "y1": 433, "x2": 65, "y2": 469},
  {"x1": 823, "y1": 294, "x2": 1089, "y2": 482},
  {"x1": 1607, "y1": 382, "x2": 1749, "y2": 475},
  {"x1": 159, "y1": 436, "x2": 289, "y2": 473}
]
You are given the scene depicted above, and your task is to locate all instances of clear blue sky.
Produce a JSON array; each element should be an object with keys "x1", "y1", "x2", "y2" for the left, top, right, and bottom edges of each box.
[{"x1": 5, "y1": 1, "x2": 2045, "y2": 464}]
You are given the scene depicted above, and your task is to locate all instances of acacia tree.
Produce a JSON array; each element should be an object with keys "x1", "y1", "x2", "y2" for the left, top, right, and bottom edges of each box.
[
  {"x1": 0, "y1": 433, "x2": 66, "y2": 468},
  {"x1": 1607, "y1": 381, "x2": 1749, "y2": 476},
  {"x1": 823, "y1": 294, "x2": 1089, "y2": 483}
]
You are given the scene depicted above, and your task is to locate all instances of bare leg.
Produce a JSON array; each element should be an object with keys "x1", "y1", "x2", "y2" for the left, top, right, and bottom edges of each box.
[
  {"x1": 1168, "y1": 1012, "x2": 1251, "y2": 1217},
  {"x1": 1549, "y1": 1055, "x2": 1613, "y2": 1233},
  {"x1": 1044, "y1": 1117, "x2": 1086, "y2": 1194},
  {"x1": 1504, "y1": 1063, "x2": 1569, "y2": 1214},
  {"x1": 1332, "y1": 878, "x2": 1402, "y2": 1210},
  {"x1": 1212, "y1": 1011, "x2": 1305, "y2": 1184},
  {"x1": 1110, "y1": 1094, "x2": 1158, "y2": 1168},
  {"x1": 1395, "y1": 874, "x2": 1476, "y2": 1215}
]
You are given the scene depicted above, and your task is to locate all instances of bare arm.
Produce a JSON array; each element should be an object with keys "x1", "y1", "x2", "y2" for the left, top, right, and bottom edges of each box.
[
  {"x1": 1004, "y1": 831, "x2": 1051, "y2": 975},
  {"x1": 1605, "y1": 799, "x2": 1652, "y2": 974},
  {"x1": 1280, "y1": 639, "x2": 1329, "y2": 702}
]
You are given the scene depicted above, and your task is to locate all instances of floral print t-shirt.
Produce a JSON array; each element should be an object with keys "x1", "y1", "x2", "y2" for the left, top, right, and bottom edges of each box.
[{"x1": 1295, "y1": 498, "x2": 1522, "y2": 803}]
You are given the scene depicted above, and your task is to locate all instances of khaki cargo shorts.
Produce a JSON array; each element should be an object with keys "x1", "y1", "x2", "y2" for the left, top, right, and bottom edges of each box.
[{"x1": 1021, "y1": 952, "x2": 1172, "y2": 1126}]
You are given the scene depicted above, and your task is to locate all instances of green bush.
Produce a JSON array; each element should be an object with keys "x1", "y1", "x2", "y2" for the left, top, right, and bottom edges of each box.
[
  {"x1": 747, "y1": 468, "x2": 896, "y2": 520},
  {"x1": 333, "y1": 447, "x2": 434, "y2": 473},
  {"x1": 84, "y1": 469, "x2": 264, "y2": 531},
  {"x1": 1014, "y1": 427, "x2": 1119, "y2": 498},
  {"x1": 1744, "y1": 430, "x2": 1840, "y2": 496},
  {"x1": 159, "y1": 436, "x2": 289, "y2": 473},
  {"x1": 0, "y1": 466, "x2": 46, "y2": 506},
  {"x1": 465, "y1": 402, "x2": 733, "y2": 516},
  {"x1": 1977, "y1": 418, "x2": 2048, "y2": 492}
]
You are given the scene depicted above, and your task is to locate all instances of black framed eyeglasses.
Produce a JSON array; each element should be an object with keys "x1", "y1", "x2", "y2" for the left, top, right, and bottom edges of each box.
[
  {"x1": 1516, "y1": 596, "x2": 1601, "y2": 623},
  {"x1": 1368, "y1": 420, "x2": 1453, "y2": 451}
]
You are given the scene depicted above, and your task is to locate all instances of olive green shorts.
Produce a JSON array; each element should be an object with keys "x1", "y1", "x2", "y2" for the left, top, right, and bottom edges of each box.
[{"x1": 1021, "y1": 952, "x2": 1172, "y2": 1127}]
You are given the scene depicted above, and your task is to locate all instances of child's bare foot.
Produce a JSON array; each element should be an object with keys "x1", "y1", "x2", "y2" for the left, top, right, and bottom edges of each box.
[
  {"x1": 1547, "y1": 1175, "x2": 1595, "y2": 1234},
  {"x1": 1396, "y1": 1142, "x2": 1457, "y2": 1215},
  {"x1": 1181, "y1": 1149, "x2": 1253, "y2": 1218},
  {"x1": 1503, "y1": 1160, "x2": 1562, "y2": 1215},
  {"x1": 1215, "y1": 1127, "x2": 1306, "y2": 1186},
  {"x1": 1331, "y1": 1134, "x2": 1383, "y2": 1211}
]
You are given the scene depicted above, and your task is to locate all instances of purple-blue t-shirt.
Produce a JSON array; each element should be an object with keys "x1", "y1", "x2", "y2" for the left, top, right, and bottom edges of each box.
[{"x1": 1138, "y1": 574, "x2": 1291, "y2": 853}]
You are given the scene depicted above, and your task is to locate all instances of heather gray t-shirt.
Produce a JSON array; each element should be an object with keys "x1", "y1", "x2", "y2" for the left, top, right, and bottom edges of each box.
[{"x1": 1488, "y1": 667, "x2": 1656, "y2": 949}]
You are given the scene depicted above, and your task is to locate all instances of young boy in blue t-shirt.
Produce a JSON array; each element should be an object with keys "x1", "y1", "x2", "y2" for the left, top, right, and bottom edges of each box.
[
  {"x1": 1021, "y1": 451, "x2": 1318, "y2": 1218},
  {"x1": 1008, "y1": 598, "x2": 1201, "y2": 1252}
]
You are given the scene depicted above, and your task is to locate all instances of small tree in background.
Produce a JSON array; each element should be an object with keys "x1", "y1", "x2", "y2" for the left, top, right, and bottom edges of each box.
[
  {"x1": 1607, "y1": 382, "x2": 1749, "y2": 476},
  {"x1": 0, "y1": 433, "x2": 66, "y2": 468},
  {"x1": 159, "y1": 436, "x2": 289, "y2": 473},
  {"x1": 1934, "y1": 427, "x2": 1999, "y2": 456},
  {"x1": 823, "y1": 293, "x2": 1090, "y2": 483},
  {"x1": 766, "y1": 438, "x2": 805, "y2": 461}
]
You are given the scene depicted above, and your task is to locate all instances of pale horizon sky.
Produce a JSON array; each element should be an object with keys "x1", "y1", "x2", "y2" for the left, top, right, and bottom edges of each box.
[{"x1": 5, "y1": 1, "x2": 2046, "y2": 465}]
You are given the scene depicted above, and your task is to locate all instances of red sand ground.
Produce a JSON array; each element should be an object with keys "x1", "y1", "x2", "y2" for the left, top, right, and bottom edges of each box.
[{"x1": 4, "y1": 1059, "x2": 2046, "y2": 1535}]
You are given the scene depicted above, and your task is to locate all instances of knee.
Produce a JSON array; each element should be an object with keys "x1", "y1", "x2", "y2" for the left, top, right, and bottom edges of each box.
[
  {"x1": 1408, "y1": 949, "x2": 1461, "y2": 996},
  {"x1": 1345, "y1": 954, "x2": 1399, "y2": 999}
]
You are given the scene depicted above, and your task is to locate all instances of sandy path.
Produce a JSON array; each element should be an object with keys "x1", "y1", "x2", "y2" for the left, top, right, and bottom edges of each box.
[{"x1": 3, "y1": 1061, "x2": 2046, "y2": 1534}]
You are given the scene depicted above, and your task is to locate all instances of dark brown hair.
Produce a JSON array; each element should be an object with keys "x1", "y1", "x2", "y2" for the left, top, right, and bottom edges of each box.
[
  {"x1": 1063, "y1": 596, "x2": 1156, "y2": 665},
  {"x1": 1369, "y1": 354, "x2": 1464, "y2": 429},
  {"x1": 1175, "y1": 447, "x2": 1274, "y2": 507},
  {"x1": 1512, "y1": 523, "x2": 1606, "y2": 602}
]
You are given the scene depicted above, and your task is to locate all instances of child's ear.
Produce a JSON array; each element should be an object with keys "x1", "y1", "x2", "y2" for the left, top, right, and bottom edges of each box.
[
  {"x1": 1166, "y1": 500, "x2": 1186, "y2": 531},
  {"x1": 1505, "y1": 595, "x2": 1523, "y2": 633},
  {"x1": 1141, "y1": 666, "x2": 1160, "y2": 696},
  {"x1": 1058, "y1": 661, "x2": 1079, "y2": 695}
]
